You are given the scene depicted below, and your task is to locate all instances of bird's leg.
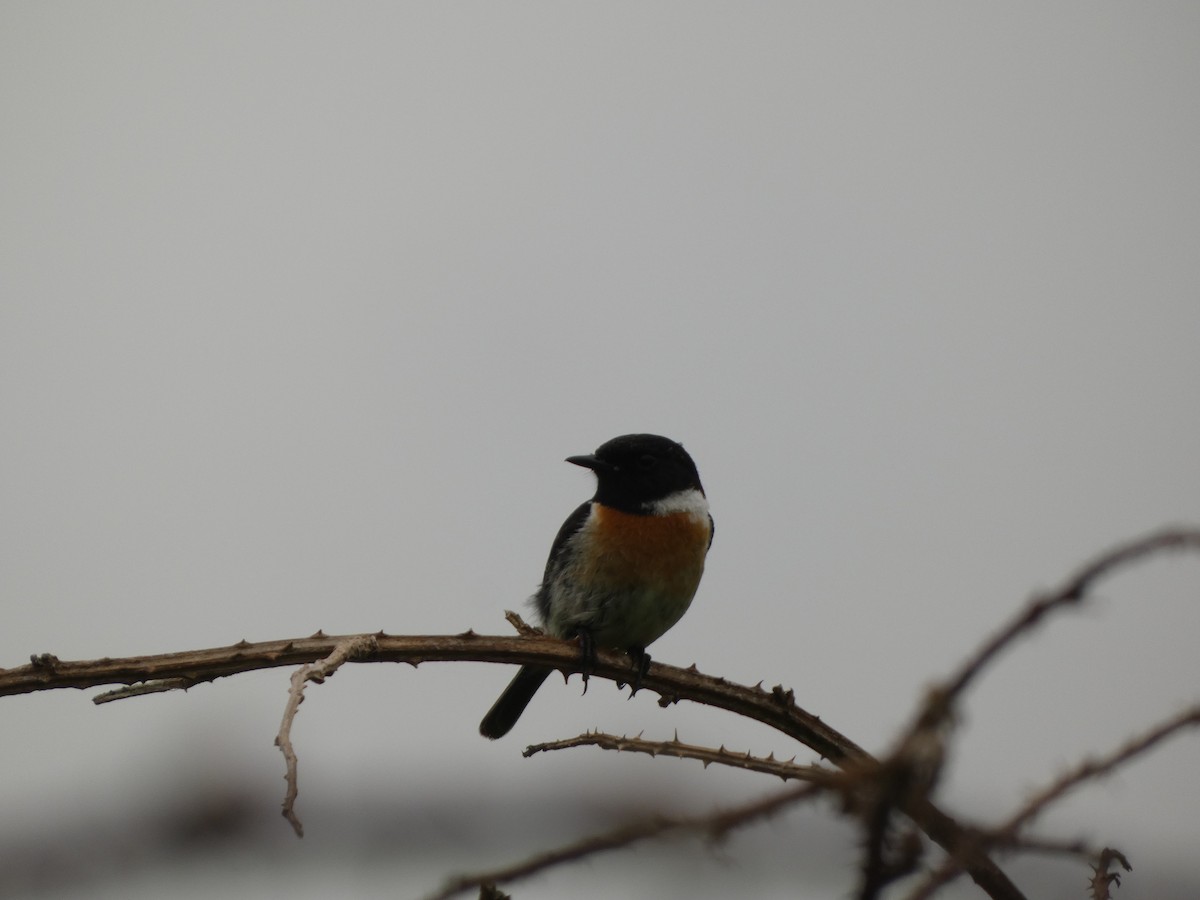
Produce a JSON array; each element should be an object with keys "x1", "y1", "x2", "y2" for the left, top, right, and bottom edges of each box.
[
  {"x1": 573, "y1": 627, "x2": 596, "y2": 694},
  {"x1": 627, "y1": 646, "x2": 651, "y2": 696}
]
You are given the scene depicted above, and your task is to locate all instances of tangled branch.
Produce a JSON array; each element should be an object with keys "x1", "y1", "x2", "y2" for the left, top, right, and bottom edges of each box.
[{"x1": 3, "y1": 525, "x2": 1197, "y2": 899}]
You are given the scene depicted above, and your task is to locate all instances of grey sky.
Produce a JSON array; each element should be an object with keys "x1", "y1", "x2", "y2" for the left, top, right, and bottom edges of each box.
[{"x1": 2, "y1": 4, "x2": 1198, "y2": 898}]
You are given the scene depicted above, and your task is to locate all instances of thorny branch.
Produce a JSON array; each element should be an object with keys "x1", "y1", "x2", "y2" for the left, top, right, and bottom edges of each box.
[
  {"x1": 1091, "y1": 849, "x2": 1133, "y2": 900},
  {"x1": 524, "y1": 730, "x2": 841, "y2": 784},
  {"x1": 3, "y1": 627, "x2": 864, "y2": 761}
]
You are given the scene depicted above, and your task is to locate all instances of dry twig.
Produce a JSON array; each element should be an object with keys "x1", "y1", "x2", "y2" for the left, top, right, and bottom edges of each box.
[
  {"x1": 937, "y1": 528, "x2": 1200, "y2": 715},
  {"x1": 274, "y1": 634, "x2": 378, "y2": 836},
  {"x1": 996, "y1": 704, "x2": 1200, "y2": 838},
  {"x1": 93, "y1": 677, "x2": 195, "y2": 704}
]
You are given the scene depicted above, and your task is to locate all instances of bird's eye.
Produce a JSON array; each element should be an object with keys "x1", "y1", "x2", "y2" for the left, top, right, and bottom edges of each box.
[{"x1": 637, "y1": 454, "x2": 657, "y2": 470}]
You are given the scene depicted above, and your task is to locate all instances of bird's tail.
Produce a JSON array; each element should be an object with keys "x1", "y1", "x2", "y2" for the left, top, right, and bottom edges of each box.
[{"x1": 479, "y1": 666, "x2": 552, "y2": 739}]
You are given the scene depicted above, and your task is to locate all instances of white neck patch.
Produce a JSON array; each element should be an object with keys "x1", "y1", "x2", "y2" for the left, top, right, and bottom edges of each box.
[{"x1": 645, "y1": 488, "x2": 709, "y2": 519}]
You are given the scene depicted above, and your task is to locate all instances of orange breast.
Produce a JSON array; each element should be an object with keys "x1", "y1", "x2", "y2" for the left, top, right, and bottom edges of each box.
[{"x1": 587, "y1": 505, "x2": 711, "y2": 591}]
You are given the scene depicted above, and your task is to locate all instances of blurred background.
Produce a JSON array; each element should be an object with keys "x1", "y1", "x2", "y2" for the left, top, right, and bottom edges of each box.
[{"x1": 2, "y1": 4, "x2": 1198, "y2": 898}]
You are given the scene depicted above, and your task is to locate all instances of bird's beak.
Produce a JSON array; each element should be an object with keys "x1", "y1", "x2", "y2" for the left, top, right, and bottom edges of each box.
[{"x1": 566, "y1": 453, "x2": 615, "y2": 473}]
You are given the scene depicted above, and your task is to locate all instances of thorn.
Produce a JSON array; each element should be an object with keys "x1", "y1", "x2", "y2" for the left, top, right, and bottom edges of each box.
[
  {"x1": 310, "y1": 629, "x2": 327, "y2": 639},
  {"x1": 234, "y1": 639, "x2": 252, "y2": 649}
]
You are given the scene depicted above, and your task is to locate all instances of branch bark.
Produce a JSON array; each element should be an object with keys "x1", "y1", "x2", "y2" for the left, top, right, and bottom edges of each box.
[{"x1": 3, "y1": 629, "x2": 864, "y2": 762}]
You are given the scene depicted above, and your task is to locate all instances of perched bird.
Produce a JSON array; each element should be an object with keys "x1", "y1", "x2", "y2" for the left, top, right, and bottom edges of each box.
[{"x1": 479, "y1": 433, "x2": 713, "y2": 739}]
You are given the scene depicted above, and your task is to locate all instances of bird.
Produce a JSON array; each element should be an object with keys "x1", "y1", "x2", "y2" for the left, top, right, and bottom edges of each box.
[{"x1": 479, "y1": 433, "x2": 713, "y2": 740}]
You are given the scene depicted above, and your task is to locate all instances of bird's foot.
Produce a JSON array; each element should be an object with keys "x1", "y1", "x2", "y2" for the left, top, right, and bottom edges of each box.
[
  {"x1": 627, "y1": 646, "x2": 651, "y2": 696},
  {"x1": 574, "y1": 628, "x2": 596, "y2": 694}
]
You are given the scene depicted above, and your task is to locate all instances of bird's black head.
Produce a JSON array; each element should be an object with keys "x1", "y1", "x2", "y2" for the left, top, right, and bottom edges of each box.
[{"x1": 567, "y1": 433, "x2": 705, "y2": 513}]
